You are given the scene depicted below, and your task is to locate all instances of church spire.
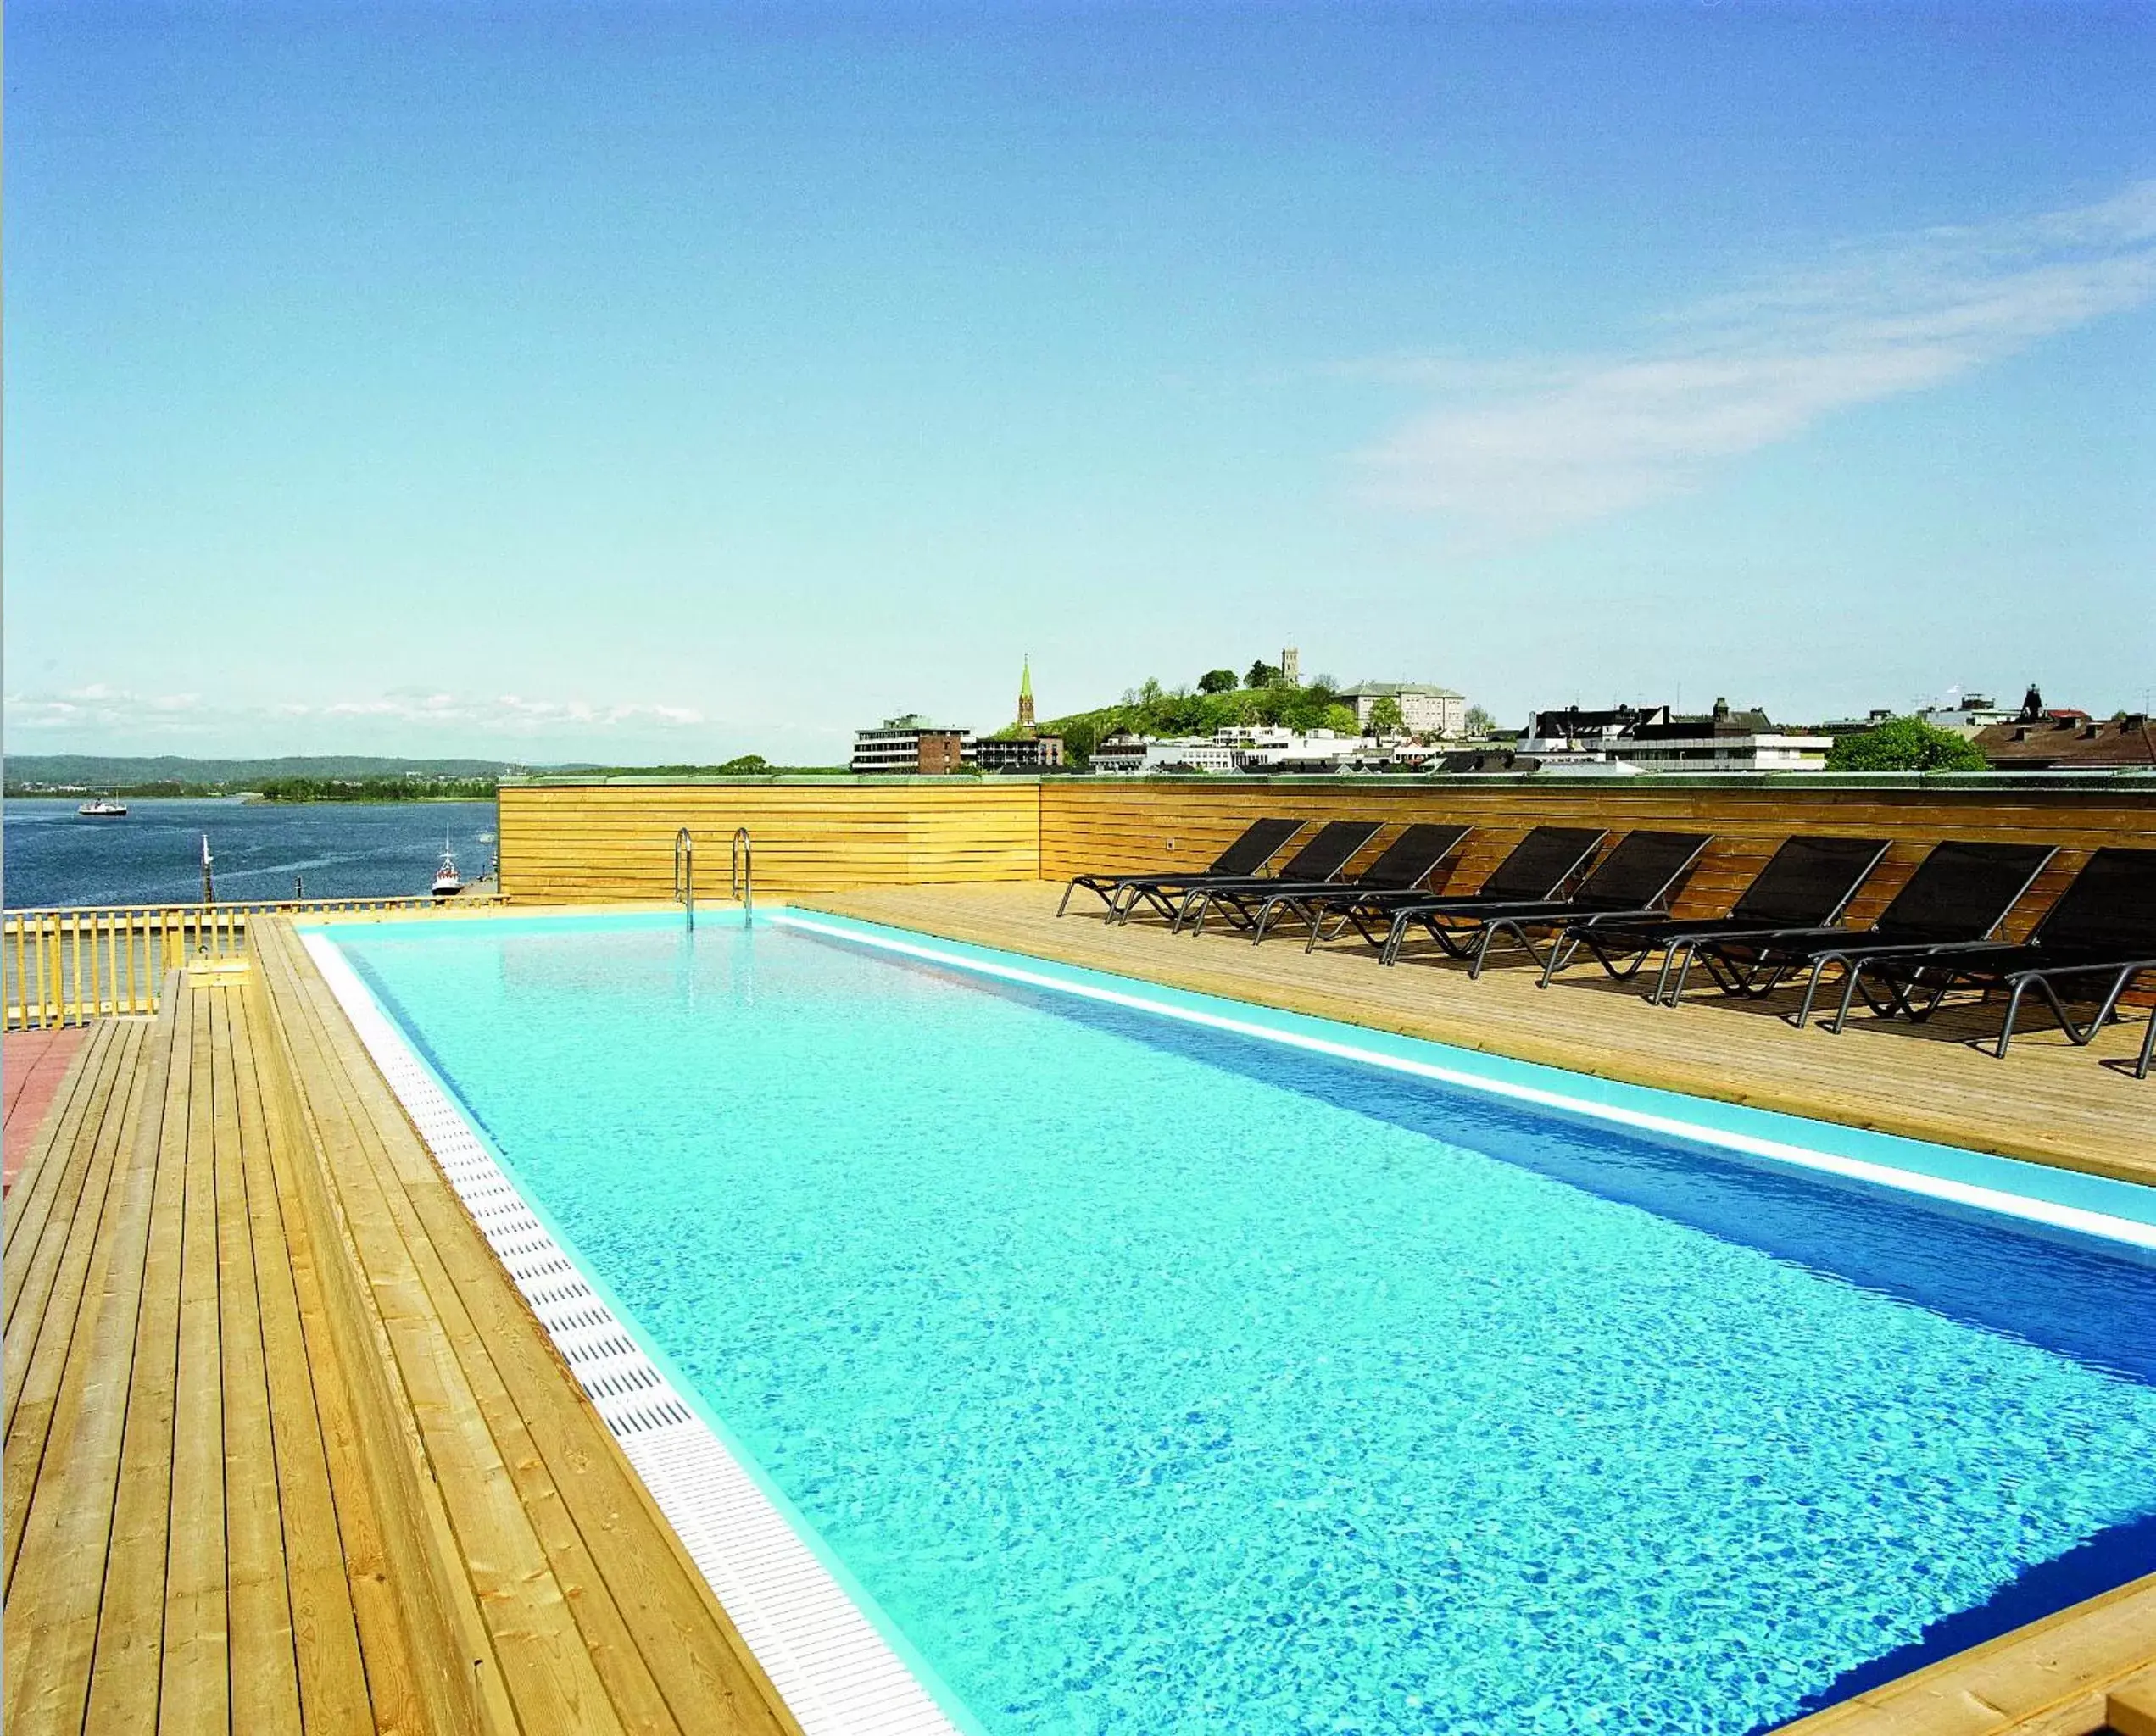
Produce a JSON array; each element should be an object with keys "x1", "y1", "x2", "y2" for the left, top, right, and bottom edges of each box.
[{"x1": 1017, "y1": 654, "x2": 1036, "y2": 735}]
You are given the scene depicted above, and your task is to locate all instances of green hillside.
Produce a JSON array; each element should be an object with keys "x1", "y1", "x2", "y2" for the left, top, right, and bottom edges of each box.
[{"x1": 1026, "y1": 672, "x2": 1359, "y2": 767}]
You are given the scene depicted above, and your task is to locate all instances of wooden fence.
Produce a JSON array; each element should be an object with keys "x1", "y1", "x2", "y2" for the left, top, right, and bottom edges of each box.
[
  {"x1": 497, "y1": 780, "x2": 1041, "y2": 902},
  {"x1": 3, "y1": 898, "x2": 451, "y2": 1029},
  {"x1": 494, "y1": 776, "x2": 2156, "y2": 998}
]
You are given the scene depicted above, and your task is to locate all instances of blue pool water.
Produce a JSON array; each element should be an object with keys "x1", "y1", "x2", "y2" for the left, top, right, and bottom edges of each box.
[{"x1": 334, "y1": 915, "x2": 2156, "y2": 1736}]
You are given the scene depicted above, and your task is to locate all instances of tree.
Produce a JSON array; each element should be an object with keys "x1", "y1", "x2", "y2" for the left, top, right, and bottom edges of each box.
[
  {"x1": 1463, "y1": 704, "x2": 1496, "y2": 737},
  {"x1": 1825, "y1": 715, "x2": 1989, "y2": 772},
  {"x1": 1198, "y1": 668, "x2": 1238, "y2": 694},
  {"x1": 716, "y1": 754, "x2": 770, "y2": 775},
  {"x1": 1245, "y1": 659, "x2": 1280, "y2": 688},
  {"x1": 1366, "y1": 696, "x2": 1406, "y2": 737}
]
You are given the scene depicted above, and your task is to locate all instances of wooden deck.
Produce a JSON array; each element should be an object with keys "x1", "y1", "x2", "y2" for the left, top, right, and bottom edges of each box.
[
  {"x1": 6, "y1": 895, "x2": 2154, "y2": 1734},
  {"x1": 802, "y1": 882, "x2": 2156, "y2": 1187},
  {"x1": 3, "y1": 926, "x2": 800, "y2": 1735}
]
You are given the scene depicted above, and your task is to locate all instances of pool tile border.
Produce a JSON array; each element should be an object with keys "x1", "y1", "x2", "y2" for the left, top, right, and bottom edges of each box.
[
  {"x1": 766, "y1": 910, "x2": 2156, "y2": 1255},
  {"x1": 300, "y1": 932, "x2": 971, "y2": 1736}
]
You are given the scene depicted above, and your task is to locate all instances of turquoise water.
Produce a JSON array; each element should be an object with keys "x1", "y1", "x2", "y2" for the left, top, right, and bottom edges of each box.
[{"x1": 337, "y1": 916, "x2": 2156, "y2": 1736}]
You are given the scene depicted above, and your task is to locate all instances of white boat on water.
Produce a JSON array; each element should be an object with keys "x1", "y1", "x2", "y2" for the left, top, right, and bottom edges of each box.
[
  {"x1": 432, "y1": 829, "x2": 463, "y2": 899},
  {"x1": 77, "y1": 795, "x2": 129, "y2": 817}
]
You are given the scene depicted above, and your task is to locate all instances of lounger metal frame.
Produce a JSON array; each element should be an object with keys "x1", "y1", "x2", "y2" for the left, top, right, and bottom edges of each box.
[
  {"x1": 1055, "y1": 818, "x2": 1303, "y2": 923},
  {"x1": 1373, "y1": 832, "x2": 1612, "y2": 968},
  {"x1": 1440, "y1": 835, "x2": 1713, "y2": 980},
  {"x1": 1171, "y1": 821, "x2": 1394, "y2": 938},
  {"x1": 1676, "y1": 845, "x2": 2059, "y2": 1026},
  {"x1": 1535, "y1": 837, "x2": 1893, "y2": 1003},
  {"x1": 1302, "y1": 828, "x2": 1609, "y2": 956},
  {"x1": 1238, "y1": 826, "x2": 1473, "y2": 946}
]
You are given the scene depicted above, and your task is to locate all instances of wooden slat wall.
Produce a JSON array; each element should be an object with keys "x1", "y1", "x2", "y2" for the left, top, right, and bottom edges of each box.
[
  {"x1": 1039, "y1": 781, "x2": 2156, "y2": 943},
  {"x1": 498, "y1": 777, "x2": 2153, "y2": 986},
  {"x1": 499, "y1": 782, "x2": 1041, "y2": 903}
]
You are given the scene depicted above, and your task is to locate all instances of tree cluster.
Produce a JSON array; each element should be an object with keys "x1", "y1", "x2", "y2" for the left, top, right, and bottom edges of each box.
[
  {"x1": 1038, "y1": 665, "x2": 1359, "y2": 767},
  {"x1": 1824, "y1": 715, "x2": 1989, "y2": 773},
  {"x1": 253, "y1": 775, "x2": 499, "y2": 802}
]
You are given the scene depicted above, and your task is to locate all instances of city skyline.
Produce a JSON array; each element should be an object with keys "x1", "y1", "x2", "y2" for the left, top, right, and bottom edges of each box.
[{"x1": 7, "y1": 2, "x2": 2153, "y2": 761}]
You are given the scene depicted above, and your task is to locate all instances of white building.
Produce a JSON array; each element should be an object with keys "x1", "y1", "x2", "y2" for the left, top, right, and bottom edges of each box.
[
  {"x1": 1089, "y1": 732, "x2": 1239, "y2": 773},
  {"x1": 1597, "y1": 733, "x2": 1834, "y2": 771},
  {"x1": 1337, "y1": 682, "x2": 1468, "y2": 738},
  {"x1": 1518, "y1": 700, "x2": 1830, "y2": 772},
  {"x1": 1090, "y1": 725, "x2": 1410, "y2": 774},
  {"x1": 1916, "y1": 692, "x2": 2017, "y2": 737},
  {"x1": 850, "y1": 715, "x2": 976, "y2": 774}
]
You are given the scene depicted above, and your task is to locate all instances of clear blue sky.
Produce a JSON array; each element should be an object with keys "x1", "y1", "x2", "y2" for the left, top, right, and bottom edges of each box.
[{"x1": 8, "y1": 1, "x2": 2153, "y2": 761}]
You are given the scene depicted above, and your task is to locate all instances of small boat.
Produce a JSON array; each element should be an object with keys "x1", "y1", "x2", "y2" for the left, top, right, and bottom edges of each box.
[
  {"x1": 77, "y1": 795, "x2": 129, "y2": 817},
  {"x1": 432, "y1": 829, "x2": 463, "y2": 899}
]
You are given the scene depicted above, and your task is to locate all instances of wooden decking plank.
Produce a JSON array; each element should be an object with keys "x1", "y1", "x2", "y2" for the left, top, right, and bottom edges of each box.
[
  {"x1": 265, "y1": 932, "x2": 632, "y2": 1736},
  {"x1": 246, "y1": 924, "x2": 534, "y2": 1736},
  {"x1": 231, "y1": 975, "x2": 377, "y2": 1735},
  {"x1": 82, "y1": 976, "x2": 198, "y2": 1728},
  {"x1": 2, "y1": 1020, "x2": 109, "y2": 1260},
  {"x1": 251, "y1": 941, "x2": 506, "y2": 1735},
  {"x1": 3, "y1": 1018, "x2": 120, "y2": 1327},
  {"x1": 3, "y1": 1021, "x2": 147, "y2": 1572},
  {"x1": 296, "y1": 952, "x2": 794, "y2": 1735},
  {"x1": 290, "y1": 944, "x2": 799, "y2": 1736},
  {"x1": 211, "y1": 985, "x2": 304, "y2": 1733},
  {"x1": 159, "y1": 983, "x2": 232, "y2": 1730},
  {"x1": 243, "y1": 978, "x2": 424, "y2": 1736},
  {"x1": 2, "y1": 980, "x2": 175, "y2": 1736},
  {"x1": 3, "y1": 1021, "x2": 132, "y2": 1426}
]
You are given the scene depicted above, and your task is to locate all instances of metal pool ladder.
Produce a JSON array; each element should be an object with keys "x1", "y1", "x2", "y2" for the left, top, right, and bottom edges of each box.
[
  {"x1": 732, "y1": 827, "x2": 754, "y2": 924},
  {"x1": 674, "y1": 827, "x2": 694, "y2": 931}
]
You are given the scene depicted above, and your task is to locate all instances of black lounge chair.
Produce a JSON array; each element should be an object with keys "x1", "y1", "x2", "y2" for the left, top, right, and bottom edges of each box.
[
  {"x1": 1193, "y1": 823, "x2": 1473, "y2": 944},
  {"x1": 1056, "y1": 816, "x2": 1302, "y2": 922},
  {"x1": 1173, "y1": 820, "x2": 1384, "y2": 935},
  {"x1": 1677, "y1": 840, "x2": 2059, "y2": 1026},
  {"x1": 1311, "y1": 825, "x2": 1605, "y2": 956},
  {"x1": 1830, "y1": 846, "x2": 2156, "y2": 1071},
  {"x1": 1378, "y1": 831, "x2": 1709, "y2": 974},
  {"x1": 1537, "y1": 834, "x2": 1892, "y2": 1001}
]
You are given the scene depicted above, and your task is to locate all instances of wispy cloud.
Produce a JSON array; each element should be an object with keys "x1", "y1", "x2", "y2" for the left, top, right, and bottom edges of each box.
[
  {"x1": 3, "y1": 686, "x2": 706, "y2": 738},
  {"x1": 1356, "y1": 179, "x2": 2156, "y2": 535}
]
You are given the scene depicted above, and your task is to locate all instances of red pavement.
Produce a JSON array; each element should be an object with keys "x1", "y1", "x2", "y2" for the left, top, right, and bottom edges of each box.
[{"x1": 4, "y1": 1027, "x2": 87, "y2": 1194}]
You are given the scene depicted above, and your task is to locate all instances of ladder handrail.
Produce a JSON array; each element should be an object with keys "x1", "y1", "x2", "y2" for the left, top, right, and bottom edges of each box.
[
  {"x1": 731, "y1": 828, "x2": 753, "y2": 924},
  {"x1": 674, "y1": 827, "x2": 695, "y2": 932}
]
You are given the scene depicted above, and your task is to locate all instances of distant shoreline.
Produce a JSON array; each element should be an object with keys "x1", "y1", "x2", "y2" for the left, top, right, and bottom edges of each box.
[{"x1": 4, "y1": 790, "x2": 498, "y2": 805}]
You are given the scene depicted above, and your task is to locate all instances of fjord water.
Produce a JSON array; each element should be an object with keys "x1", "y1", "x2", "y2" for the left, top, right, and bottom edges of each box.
[
  {"x1": 3, "y1": 798, "x2": 496, "y2": 908},
  {"x1": 339, "y1": 919, "x2": 2156, "y2": 1736}
]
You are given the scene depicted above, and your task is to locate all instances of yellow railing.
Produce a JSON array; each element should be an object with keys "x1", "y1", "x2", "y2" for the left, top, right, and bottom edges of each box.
[{"x1": 3, "y1": 898, "x2": 454, "y2": 1029}]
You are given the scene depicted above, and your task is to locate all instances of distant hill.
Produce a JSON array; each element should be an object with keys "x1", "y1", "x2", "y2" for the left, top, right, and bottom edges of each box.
[
  {"x1": 1032, "y1": 680, "x2": 1359, "y2": 767},
  {"x1": 6, "y1": 754, "x2": 565, "y2": 791}
]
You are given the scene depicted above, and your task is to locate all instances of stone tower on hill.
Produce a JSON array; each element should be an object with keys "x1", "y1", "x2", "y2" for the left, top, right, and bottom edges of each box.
[{"x1": 1017, "y1": 655, "x2": 1036, "y2": 737}]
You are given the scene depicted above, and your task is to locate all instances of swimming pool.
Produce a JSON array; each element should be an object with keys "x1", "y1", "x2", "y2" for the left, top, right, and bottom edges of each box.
[{"x1": 322, "y1": 910, "x2": 2156, "y2": 1736}]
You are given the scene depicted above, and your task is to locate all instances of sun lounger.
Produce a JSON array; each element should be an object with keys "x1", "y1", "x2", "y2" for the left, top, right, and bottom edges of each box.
[
  {"x1": 1056, "y1": 816, "x2": 1302, "y2": 921},
  {"x1": 1676, "y1": 840, "x2": 2058, "y2": 1025},
  {"x1": 1385, "y1": 831, "x2": 1713, "y2": 977},
  {"x1": 1173, "y1": 821, "x2": 1384, "y2": 934},
  {"x1": 1310, "y1": 826, "x2": 1607, "y2": 955},
  {"x1": 1830, "y1": 846, "x2": 2156, "y2": 1070},
  {"x1": 1233, "y1": 824, "x2": 1474, "y2": 944},
  {"x1": 1537, "y1": 835, "x2": 1892, "y2": 1000}
]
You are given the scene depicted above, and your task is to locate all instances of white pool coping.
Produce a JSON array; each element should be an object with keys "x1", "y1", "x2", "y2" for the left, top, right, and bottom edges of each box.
[
  {"x1": 766, "y1": 910, "x2": 2156, "y2": 1256},
  {"x1": 302, "y1": 932, "x2": 967, "y2": 1736}
]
